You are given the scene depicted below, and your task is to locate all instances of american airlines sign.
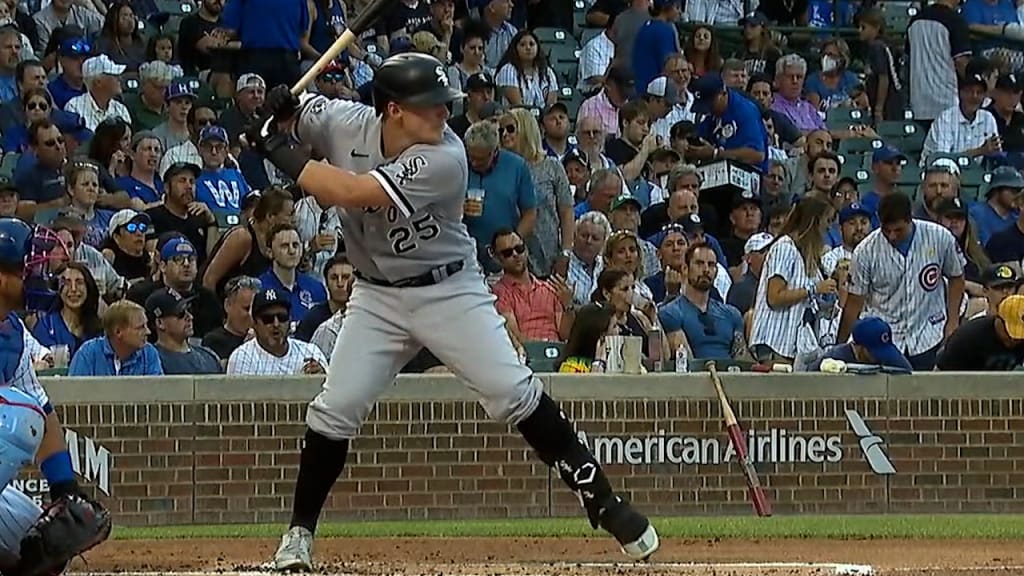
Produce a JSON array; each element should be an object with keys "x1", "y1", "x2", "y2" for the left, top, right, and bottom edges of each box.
[{"x1": 577, "y1": 409, "x2": 896, "y2": 475}]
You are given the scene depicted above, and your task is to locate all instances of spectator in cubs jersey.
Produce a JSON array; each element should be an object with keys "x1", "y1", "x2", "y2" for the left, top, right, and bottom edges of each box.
[
  {"x1": 195, "y1": 125, "x2": 251, "y2": 215},
  {"x1": 749, "y1": 195, "x2": 838, "y2": 364},
  {"x1": 838, "y1": 193, "x2": 965, "y2": 371}
]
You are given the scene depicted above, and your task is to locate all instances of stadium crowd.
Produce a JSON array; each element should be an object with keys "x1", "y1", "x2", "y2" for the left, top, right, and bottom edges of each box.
[{"x1": 4, "y1": 0, "x2": 1024, "y2": 377}]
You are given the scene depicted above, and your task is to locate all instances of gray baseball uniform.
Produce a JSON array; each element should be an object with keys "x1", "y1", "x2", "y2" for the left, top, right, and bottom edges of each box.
[{"x1": 292, "y1": 95, "x2": 542, "y2": 439}]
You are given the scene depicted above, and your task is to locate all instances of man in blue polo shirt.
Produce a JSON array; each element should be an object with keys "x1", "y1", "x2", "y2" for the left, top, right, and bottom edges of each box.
[
  {"x1": 221, "y1": 0, "x2": 309, "y2": 90},
  {"x1": 258, "y1": 222, "x2": 328, "y2": 324},
  {"x1": 687, "y1": 73, "x2": 769, "y2": 173},
  {"x1": 68, "y1": 299, "x2": 164, "y2": 376}
]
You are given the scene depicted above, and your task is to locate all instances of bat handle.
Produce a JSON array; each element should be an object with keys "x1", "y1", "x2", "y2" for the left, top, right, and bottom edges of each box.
[
  {"x1": 290, "y1": 29, "x2": 359, "y2": 96},
  {"x1": 705, "y1": 360, "x2": 717, "y2": 374}
]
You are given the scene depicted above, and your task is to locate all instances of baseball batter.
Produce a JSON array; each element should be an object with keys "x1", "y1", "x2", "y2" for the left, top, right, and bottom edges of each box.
[
  {"x1": 246, "y1": 53, "x2": 658, "y2": 572},
  {"x1": 0, "y1": 218, "x2": 111, "y2": 575}
]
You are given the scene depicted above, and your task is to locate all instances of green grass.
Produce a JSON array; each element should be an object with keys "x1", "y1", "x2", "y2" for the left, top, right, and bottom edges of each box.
[{"x1": 113, "y1": 515, "x2": 1024, "y2": 541}]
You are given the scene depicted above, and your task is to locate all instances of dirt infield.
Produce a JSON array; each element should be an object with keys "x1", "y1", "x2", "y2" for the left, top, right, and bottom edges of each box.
[{"x1": 68, "y1": 537, "x2": 1024, "y2": 575}]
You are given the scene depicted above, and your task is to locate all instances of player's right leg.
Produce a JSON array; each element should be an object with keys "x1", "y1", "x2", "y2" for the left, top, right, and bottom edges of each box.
[
  {"x1": 413, "y1": 272, "x2": 658, "y2": 561},
  {"x1": 273, "y1": 283, "x2": 420, "y2": 573}
]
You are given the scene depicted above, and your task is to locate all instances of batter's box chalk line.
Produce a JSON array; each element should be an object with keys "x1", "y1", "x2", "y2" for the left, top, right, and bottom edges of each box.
[
  {"x1": 576, "y1": 561, "x2": 875, "y2": 575},
  {"x1": 67, "y1": 563, "x2": 878, "y2": 576}
]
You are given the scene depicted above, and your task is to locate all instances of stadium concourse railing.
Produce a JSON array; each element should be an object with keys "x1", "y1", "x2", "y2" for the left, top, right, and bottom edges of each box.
[{"x1": 15, "y1": 373, "x2": 1024, "y2": 526}]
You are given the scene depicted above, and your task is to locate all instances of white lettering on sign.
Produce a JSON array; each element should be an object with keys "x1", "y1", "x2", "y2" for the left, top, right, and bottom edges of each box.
[
  {"x1": 17, "y1": 430, "x2": 111, "y2": 502},
  {"x1": 579, "y1": 428, "x2": 844, "y2": 466}
]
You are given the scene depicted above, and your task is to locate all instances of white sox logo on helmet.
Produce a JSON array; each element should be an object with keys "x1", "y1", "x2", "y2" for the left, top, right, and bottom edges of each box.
[{"x1": 918, "y1": 263, "x2": 941, "y2": 291}]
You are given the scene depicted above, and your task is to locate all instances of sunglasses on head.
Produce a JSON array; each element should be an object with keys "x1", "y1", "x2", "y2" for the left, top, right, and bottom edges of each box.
[
  {"x1": 121, "y1": 221, "x2": 148, "y2": 234},
  {"x1": 499, "y1": 244, "x2": 526, "y2": 258},
  {"x1": 258, "y1": 311, "x2": 289, "y2": 324},
  {"x1": 225, "y1": 276, "x2": 261, "y2": 295}
]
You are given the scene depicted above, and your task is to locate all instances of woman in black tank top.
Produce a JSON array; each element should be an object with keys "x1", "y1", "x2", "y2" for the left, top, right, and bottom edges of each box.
[{"x1": 201, "y1": 187, "x2": 296, "y2": 296}]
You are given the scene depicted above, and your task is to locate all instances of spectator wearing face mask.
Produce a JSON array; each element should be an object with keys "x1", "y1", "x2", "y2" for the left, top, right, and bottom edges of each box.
[{"x1": 804, "y1": 37, "x2": 859, "y2": 111}]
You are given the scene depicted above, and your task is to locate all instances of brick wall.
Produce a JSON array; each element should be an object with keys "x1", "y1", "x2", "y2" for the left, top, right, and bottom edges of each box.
[{"x1": 20, "y1": 375, "x2": 1024, "y2": 526}]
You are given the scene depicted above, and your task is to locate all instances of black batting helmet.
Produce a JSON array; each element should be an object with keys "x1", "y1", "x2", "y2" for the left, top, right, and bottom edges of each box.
[{"x1": 373, "y1": 53, "x2": 465, "y2": 112}]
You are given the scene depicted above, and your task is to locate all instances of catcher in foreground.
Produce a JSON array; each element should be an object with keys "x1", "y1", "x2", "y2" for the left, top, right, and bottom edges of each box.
[{"x1": 0, "y1": 219, "x2": 111, "y2": 576}]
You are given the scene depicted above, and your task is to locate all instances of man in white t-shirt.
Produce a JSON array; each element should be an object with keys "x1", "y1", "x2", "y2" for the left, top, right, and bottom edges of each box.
[{"x1": 227, "y1": 287, "x2": 328, "y2": 375}]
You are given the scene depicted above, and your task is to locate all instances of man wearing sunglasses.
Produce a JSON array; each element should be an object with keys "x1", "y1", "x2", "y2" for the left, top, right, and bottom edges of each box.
[
  {"x1": 248, "y1": 52, "x2": 658, "y2": 571},
  {"x1": 226, "y1": 287, "x2": 327, "y2": 375},
  {"x1": 145, "y1": 287, "x2": 222, "y2": 374}
]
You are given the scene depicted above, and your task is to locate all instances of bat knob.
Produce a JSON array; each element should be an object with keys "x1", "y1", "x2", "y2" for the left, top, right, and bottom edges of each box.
[{"x1": 704, "y1": 360, "x2": 716, "y2": 371}]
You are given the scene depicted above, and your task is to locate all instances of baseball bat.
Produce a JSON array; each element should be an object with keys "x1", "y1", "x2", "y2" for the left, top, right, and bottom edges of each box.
[
  {"x1": 706, "y1": 361, "x2": 772, "y2": 517},
  {"x1": 290, "y1": 0, "x2": 401, "y2": 95}
]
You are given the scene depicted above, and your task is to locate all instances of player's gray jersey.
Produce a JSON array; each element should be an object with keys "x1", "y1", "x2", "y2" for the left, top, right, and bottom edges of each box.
[
  {"x1": 293, "y1": 95, "x2": 477, "y2": 282},
  {"x1": 849, "y1": 220, "x2": 964, "y2": 356}
]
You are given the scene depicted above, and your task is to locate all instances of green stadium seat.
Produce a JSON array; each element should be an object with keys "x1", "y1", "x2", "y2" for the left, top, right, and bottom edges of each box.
[
  {"x1": 122, "y1": 75, "x2": 140, "y2": 94},
  {"x1": 164, "y1": 14, "x2": 185, "y2": 36},
  {"x1": 557, "y1": 86, "x2": 583, "y2": 123},
  {"x1": 880, "y1": 2, "x2": 918, "y2": 30},
  {"x1": 534, "y1": 27, "x2": 576, "y2": 48},
  {"x1": 524, "y1": 341, "x2": 565, "y2": 373},
  {"x1": 960, "y1": 166, "x2": 988, "y2": 202},
  {"x1": 548, "y1": 44, "x2": 580, "y2": 87},
  {"x1": 839, "y1": 155, "x2": 869, "y2": 181},
  {"x1": 154, "y1": 0, "x2": 195, "y2": 16},
  {"x1": 572, "y1": 0, "x2": 587, "y2": 38},
  {"x1": 895, "y1": 166, "x2": 924, "y2": 201},
  {"x1": 213, "y1": 210, "x2": 241, "y2": 230},
  {"x1": 826, "y1": 107, "x2": 869, "y2": 130},
  {"x1": 0, "y1": 153, "x2": 18, "y2": 180},
  {"x1": 837, "y1": 137, "x2": 881, "y2": 156}
]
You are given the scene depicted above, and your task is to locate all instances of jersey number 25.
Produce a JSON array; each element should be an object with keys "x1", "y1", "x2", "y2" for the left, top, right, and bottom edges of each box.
[{"x1": 388, "y1": 213, "x2": 440, "y2": 255}]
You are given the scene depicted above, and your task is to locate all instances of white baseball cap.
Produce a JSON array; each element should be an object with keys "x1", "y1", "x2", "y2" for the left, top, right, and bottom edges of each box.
[
  {"x1": 744, "y1": 232, "x2": 774, "y2": 254},
  {"x1": 83, "y1": 55, "x2": 126, "y2": 79},
  {"x1": 236, "y1": 73, "x2": 266, "y2": 93}
]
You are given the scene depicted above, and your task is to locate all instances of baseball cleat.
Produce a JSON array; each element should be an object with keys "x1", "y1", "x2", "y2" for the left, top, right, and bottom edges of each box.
[
  {"x1": 273, "y1": 526, "x2": 314, "y2": 572},
  {"x1": 599, "y1": 498, "x2": 660, "y2": 561}
]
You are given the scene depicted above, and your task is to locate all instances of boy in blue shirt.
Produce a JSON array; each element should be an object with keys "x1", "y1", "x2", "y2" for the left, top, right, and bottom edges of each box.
[{"x1": 196, "y1": 125, "x2": 252, "y2": 215}]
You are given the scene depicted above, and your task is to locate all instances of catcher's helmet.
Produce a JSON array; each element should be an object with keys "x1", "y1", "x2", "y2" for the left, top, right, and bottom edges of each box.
[
  {"x1": 0, "y1": 218, "x2": 66, "y2": 311},
  {"x1": 373, "y1": 52, "x2": 465, "y2": 110}
]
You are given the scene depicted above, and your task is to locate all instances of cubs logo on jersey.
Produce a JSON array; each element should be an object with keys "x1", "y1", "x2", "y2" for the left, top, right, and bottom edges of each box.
[{"x1": 918, "y1": 263, "x2": 941, "y2": 291}]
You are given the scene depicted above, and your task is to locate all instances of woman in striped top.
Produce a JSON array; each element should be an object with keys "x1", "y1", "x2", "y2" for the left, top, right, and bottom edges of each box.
[{"x1": 495, "y1": 30, "x2": 559, "y2": 109}]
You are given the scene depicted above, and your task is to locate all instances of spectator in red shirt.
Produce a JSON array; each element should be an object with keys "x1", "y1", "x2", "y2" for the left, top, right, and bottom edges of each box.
[{"x1": 490, "y1": 228, "x2": 573, "y2": 343}]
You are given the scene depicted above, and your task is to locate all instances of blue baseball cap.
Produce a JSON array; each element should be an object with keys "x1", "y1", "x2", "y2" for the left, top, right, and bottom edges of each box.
[
  {"x1": 839, "y1": 202, "x2": 872, "y2": 224},
  {"x1": 165, "y1": 81, "x2": 196, "y2": 102},
  {"x1": 199, "y1": 125, "x2": 228, "y2": 144},
  {"x1": 871, "y1": 145, "x2": 907, "y2": 164},
  {"x1": 689, "y1": 73, "x2": 726, "y2": 116},
  {"x1": 160, "y1": 237, "x2": 196, "y2": 261},
  {"x1": 851, "y1": 317, "x2": 907, "y2": 369}
]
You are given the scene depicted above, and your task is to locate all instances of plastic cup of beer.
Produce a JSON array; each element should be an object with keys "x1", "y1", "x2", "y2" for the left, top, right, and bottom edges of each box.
[
  {"x1": 51, "y1": 345, "x2": 69, "y2": 369},
  {"x1": 465, "y1": 188, "x2": 485, "y2": 217}
]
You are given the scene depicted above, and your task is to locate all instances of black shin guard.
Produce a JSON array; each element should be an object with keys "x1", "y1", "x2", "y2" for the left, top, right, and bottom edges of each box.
[
  {"x1": 289, "y1": 428, "x2": 350, "y2": 533},
  {"x1": 516, "y1": 393, "x2": 613, "y2": 528}
]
